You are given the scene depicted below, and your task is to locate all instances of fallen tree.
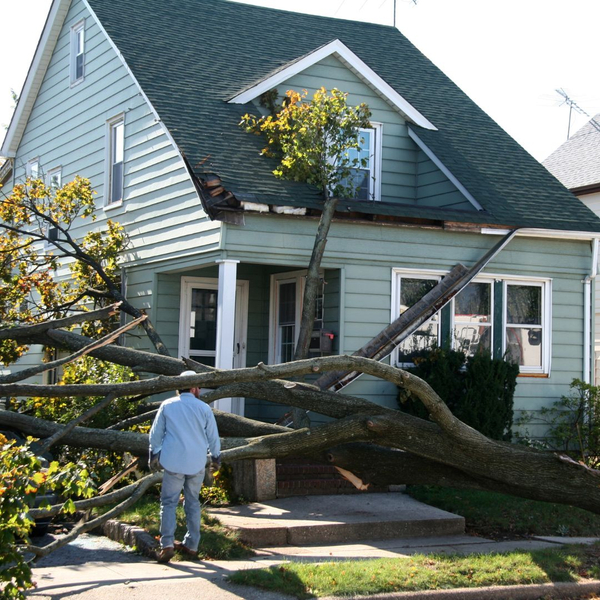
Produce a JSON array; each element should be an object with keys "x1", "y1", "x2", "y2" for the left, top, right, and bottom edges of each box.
[{"x1": 2, "y1": 319, "x2": 600, "y2": 517}]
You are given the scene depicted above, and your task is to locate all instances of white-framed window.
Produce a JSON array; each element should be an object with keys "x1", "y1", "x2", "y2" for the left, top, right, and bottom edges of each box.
[
  {"x1": 47, "y1": 166, "x2": 62, "y2": 190},
  {"x1": 269, "y1": 270, "x2": 324, "y2": 364},
  {"x1": 452, "y1": 280, "x2": 493, "y2": 357},
  {"x1": 392, "y1": 269, "x2": 552, "y2": 375},
  {"x1": 503, "y1": 279, "x2": 551, "y2": 374},
  {"x1": 344, "y1": 123, "x2": 383, "y2": 201},
  {"x1": 392, "y1": 270, "x2": 442, "y2": 364},
  {"x1": 70, "y1": 20, "x2": 85, "y2": 85},
  {"x1": 27, "y1": 158, "x2": 40, "y2": 179},
  {"x1": 106, "y1": 115, "x2": 125, "y2": 206},
  {"x1": 43, "y1": 167, "x2": 62, "y2": 247}
]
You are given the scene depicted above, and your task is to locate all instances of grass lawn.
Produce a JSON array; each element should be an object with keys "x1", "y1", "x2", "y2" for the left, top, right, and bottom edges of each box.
[
  {"x1": 107, "y1": 494, "x2": 253, "y2": 560},
  {"x1": 229, "y1": 544, "x2": 600, "y2": 599},
  {"x1": 230, "y1": 486, "x2": 600, "y2": 598},
  {"x1": 406, "y1": 486, "x2": 600, "y2": 539}
]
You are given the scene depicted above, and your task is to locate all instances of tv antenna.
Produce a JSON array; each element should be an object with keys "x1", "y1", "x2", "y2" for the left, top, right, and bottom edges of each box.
[{"x1": 556, "y1": 89, "x2": 600, "y2": 139}]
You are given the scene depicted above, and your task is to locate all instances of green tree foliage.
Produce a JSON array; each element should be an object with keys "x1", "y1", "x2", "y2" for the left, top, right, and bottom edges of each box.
[
  {"x1": 241, "y1": 87, "x2": 372, "y2": 199},
  {"x1": 0, "y1": 176, "x2": 127, "y2": 364},
  {"x1": 398, "y1": 348, "x2": 519, "y2": 440}
]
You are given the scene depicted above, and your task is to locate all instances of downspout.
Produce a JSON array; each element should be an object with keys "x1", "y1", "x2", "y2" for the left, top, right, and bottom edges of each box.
[{"x1": 584, "y1": 238, "x2": 599, "y2": 383}]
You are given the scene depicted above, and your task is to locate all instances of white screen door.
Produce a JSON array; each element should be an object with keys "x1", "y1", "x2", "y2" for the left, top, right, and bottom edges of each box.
[{"x1": 179, "y1": 277, "x2": 248, "y2": 414}]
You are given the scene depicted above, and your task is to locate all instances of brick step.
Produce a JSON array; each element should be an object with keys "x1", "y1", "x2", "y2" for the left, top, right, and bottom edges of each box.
[
  {"x1": 276, "y1": 459, "x2": 389, "y2": 498},
  {"x1": 276, "y1": 463, "x2": 341, "y2": 480}
]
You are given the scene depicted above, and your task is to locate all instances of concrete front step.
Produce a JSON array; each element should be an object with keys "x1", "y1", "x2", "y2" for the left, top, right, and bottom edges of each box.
[{"x1": 206, "y1": 492, "x2": 465, "y2": 547}]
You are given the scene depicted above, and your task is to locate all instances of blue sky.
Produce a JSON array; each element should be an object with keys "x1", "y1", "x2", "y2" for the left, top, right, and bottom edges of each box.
[{"x1": 2, "y1": 0, "x2": 599, "y2": 161}]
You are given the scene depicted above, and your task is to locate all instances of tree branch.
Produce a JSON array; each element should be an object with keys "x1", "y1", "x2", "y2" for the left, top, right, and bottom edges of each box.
[
  {"x1": 26, "y1": 472, "x2": 162, "y2": 558},
  {"x1": 0, "y1": 302, "x2": 122, "y2": 340},
  {"x1": 0, "y1": 313, "x2": 145, "y2": 384}
]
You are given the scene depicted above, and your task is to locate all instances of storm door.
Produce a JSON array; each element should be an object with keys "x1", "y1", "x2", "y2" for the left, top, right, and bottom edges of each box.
[{"x1": 178, "y1": 276, "x2": 248, "y2": 413}]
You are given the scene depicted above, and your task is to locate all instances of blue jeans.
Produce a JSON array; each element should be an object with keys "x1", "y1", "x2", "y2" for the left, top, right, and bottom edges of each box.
[{"x1": 160, "y1": 468, "x2": 204, "y2": 551}]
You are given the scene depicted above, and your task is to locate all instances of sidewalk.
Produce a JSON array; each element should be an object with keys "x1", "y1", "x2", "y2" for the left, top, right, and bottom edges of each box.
[{"x1": 28, "y1": 532, "x2": 600, "y2": 600}]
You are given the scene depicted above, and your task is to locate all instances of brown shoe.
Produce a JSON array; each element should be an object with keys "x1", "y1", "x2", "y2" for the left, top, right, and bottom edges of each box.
[
  {"x1": 157, "y1": 546, "x2": 175, "y2": 563},
  {"x1": 174, "y1": 541, "x2": 198, "y2": 558}
]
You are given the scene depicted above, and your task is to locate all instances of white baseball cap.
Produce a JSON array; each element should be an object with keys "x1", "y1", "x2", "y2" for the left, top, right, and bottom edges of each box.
[{"x1": 180, "y1": 370, "x2": 197, "y2": 377}]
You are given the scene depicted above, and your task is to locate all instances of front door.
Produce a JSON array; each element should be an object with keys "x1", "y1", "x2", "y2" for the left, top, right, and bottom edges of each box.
[{"x1": 178, "y1": 276, "x2": 248, "y2": 414}]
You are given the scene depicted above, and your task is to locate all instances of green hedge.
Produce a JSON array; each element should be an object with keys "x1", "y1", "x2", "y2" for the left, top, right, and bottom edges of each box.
[{"x1": 398, "y1": 348, "x2": 519, "y2": 440}]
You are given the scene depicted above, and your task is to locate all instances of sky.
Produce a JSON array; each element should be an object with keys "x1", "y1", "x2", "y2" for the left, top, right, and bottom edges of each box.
[{"x1": 1, "y1": 0, "x2": 599, "y2": 162}]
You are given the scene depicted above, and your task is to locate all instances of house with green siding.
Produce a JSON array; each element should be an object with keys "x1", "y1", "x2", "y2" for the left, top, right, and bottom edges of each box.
[{"x1": 3, "y1": 0, "x2": 600, "y2": 436}]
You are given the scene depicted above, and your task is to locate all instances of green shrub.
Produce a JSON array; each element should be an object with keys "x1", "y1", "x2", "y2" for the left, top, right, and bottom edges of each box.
[
  {"x1": 398, "y1": 348, "x2": 518, "y2": 440},
  {"x1": 517, "y1": 379, "x2": 600, "y2": 468}
]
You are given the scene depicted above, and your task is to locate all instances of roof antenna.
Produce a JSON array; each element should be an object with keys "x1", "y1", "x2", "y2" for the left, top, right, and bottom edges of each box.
[{"x1": 556, "y1": 89, "x2": 600, "y2": 139}]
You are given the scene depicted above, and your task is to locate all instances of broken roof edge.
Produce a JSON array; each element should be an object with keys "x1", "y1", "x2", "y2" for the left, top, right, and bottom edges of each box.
[{"x1": 227, "y1": 39, "x2": 437, "y2": 131}]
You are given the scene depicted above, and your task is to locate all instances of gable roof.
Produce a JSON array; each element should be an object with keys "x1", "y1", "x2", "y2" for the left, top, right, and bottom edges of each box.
[
  {"x1": 543, "y1": 115, "x2": 600, "y2": 193},
  {"x1": 7, "y1": 0, "x2": 600, "y2": 234},
  {"x1": 228, "y1": 39, "x2": 437, "y2": 131}
]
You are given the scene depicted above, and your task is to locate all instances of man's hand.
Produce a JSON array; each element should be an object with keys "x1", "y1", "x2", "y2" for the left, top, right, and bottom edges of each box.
[
  {"x1": 209, "y1": 456, "x2": 221, "y2": 474},
  {"x1": 149, "y1": 452, "x2": 162, "y2": 472}
]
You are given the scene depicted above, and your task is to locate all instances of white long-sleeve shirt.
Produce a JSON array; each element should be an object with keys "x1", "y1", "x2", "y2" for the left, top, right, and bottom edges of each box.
[{"x1": 149, "y1": 392, "x2": 221, "y2": 475}]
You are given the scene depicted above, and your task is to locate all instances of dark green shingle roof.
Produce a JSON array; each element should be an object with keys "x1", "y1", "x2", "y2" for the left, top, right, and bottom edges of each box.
[{"x1": 87, "y1": 0, "x2": 600, "y2": 232}]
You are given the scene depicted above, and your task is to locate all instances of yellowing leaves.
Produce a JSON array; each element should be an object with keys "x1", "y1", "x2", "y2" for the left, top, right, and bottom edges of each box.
[
  {"x1": 0, "y1": 176, "x2": 126, "y2": 364},
  {"x1": 240, "y1": 87, "x2": 371, "y2": 198}
]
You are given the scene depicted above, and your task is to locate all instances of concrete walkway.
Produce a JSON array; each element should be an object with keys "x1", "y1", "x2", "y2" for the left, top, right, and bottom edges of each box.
[
  {"x1": 28, "y1": 532, "x2": 600, "y2": 599},
  {"x1": 26, "y1": 493, "x2": 600, "y2": 599}
]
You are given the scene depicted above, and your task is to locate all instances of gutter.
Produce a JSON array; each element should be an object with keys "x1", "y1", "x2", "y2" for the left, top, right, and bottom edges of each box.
[{"x1": 584, "y1": 238, "x2": 599, "y2": 384}]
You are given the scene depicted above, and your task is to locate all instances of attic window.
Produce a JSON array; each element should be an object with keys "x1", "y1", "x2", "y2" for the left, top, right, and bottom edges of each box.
[{"x1": 70, "y1": 20, "x2": 85, "y2": 85}]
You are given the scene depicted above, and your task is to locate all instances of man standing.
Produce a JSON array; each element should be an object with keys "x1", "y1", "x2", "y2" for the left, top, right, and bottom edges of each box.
[{"x1": 149, "y1": 370, "x2": 221, "y2": 563}]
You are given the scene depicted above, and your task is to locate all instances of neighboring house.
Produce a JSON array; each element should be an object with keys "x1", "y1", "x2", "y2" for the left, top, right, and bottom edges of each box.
[
  {"x1": 544, "y1": 115, "x2": 600, "y2": 383},
  {"x1": 3, "y1": 0, "x2": 600, "y2": 438}
]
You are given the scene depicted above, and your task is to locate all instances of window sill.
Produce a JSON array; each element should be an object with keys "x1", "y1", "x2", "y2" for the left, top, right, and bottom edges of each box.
[
  {"x1": 517, "y1": 372, "x2": 549, "y2": 378},
  {"x1": 104, "y1": 200, "x2": 123, "y2": 211},
  {"x1": 70, "y1": 78, "x2": 84, "y2": 89}
]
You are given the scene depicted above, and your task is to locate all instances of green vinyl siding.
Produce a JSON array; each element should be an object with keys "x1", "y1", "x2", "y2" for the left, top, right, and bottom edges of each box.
[
  {"x1": 219, "y1": 214, "x2": 591, "y2": 424},
  {"x1": 13, "y1": 0, "x2": 220, "y2": 274}
]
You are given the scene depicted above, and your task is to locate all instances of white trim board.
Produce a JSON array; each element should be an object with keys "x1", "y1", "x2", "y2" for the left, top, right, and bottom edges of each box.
[
  {"x1": 482, "y1": 228, "x2": 600, "y2": 241},
  {"x1": 228, "y1": 39, "x2": 437, "y2": 131}
]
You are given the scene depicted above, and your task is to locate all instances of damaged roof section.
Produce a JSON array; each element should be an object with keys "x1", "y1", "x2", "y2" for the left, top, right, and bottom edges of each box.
[{"x1": 84, "y1": 0, "x2": 600, "y2": 233}]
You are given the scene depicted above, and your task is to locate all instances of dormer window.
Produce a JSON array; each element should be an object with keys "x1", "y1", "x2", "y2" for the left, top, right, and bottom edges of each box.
[
  {"x1": 70, "y1": 20, "x2": 85, "y2": 85},
  {"x1": 344, "y1": 123, "x2": 382, "y2": 201}
]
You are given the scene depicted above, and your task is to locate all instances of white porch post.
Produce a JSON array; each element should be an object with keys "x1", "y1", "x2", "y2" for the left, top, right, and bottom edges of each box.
[{"x1": 214, "y1": 259, "x2": 239, "y2": 412}]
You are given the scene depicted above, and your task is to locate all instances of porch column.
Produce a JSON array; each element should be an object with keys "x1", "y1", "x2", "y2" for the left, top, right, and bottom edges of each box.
[{"x1": 214, "y1": 259, "x2": 239, "y2": 413}]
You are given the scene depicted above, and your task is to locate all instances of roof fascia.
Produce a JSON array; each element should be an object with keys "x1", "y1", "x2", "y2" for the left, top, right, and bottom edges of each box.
[
  {"x1": 228, "y1": 39, "x2": 437, "y2": 131},
  {"x1": 482, "y1": 227, "x2": 600, "y2": 241},
  {"x1": 1, "y1": 0, "x2": 71, "y2": 158},
  {"x1": 407, "y1": 127, "x2": 484, "y2": 212},
  {"x1": 572, "y1": 183, "x2": 600, "y2": 196},
  {"x1": 81, "y1": 0, "x2": 209, "y2": 214}
]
